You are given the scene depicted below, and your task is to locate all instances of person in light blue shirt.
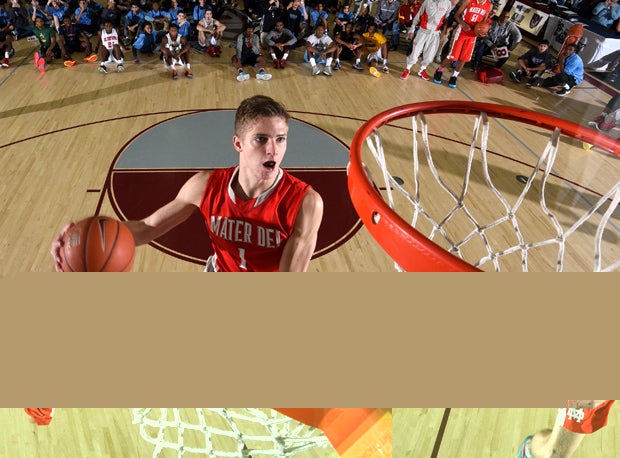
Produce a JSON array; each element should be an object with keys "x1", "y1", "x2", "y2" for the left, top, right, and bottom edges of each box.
[
  {"x1": 541, "y1": 44, "x2": 584, "y2": 96},
  {"x1": 591, "y1": 0, "x2": 620, "y2": 29}
]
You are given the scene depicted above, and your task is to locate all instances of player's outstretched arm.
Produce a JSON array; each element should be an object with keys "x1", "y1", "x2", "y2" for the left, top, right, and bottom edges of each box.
[
  {"x1": 125, "y1": 171, "x2": 210, "y2": 246},
  {"x1": 278, "y1": 189, "x2": 323, "y2": 272},
  {"x1": 50, "y1": 172, "x2": 210, "y2": 271}
]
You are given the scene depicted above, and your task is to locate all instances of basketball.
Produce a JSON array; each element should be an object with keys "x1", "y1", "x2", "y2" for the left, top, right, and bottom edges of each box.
[
  {"x1": 60, "y1": 216, "x2": 135, "y2": 272},
  {"x1": 473, "y1": 21, "x2": 490, "y2": 37}
]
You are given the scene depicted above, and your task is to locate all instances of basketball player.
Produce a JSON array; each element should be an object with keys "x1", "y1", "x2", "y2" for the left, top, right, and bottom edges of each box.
[
  {"x1": 540, "y1": 43, "x2": 583, "y2": 97},
  {"x1": 0, "y1": 12, "x2": 13, "y2": 67},
  {"x1": 161, "y1": 23, "x2": 192, "y2": 79},
  {"x1": 362, "y1": 23, "x2": 390, "y2": 73},
  {"x1": 305, "y1": 23, "x2": 337, "y2": 76},
  {"x1": 265, "y1": 20, "x2": 297, "y2": 69},
  {"x1": 196, "y1": 9, "x2": 226, "y2": 56},
  {"x1": 57, "y1": 15, "x2": 97, "y2": 67},
  {"x1": 232, "y1": 24, "x2": 272, "y2": 82},
  {"x1": 33, "y1": 16, "x2": 60, "y2": 71},
  {"x1": 432, "y1": 0, "x2": 493, "y2": 88},
  {"x1": 517, "y1": 400, "x2": 615, "y2": 458},
  {"x1": 588, "y1": 94, "x2": 620, "y2": 134},
  {"x1": 399, "y1": 0, "x2": 452, "y2": 81},
  {"x1": 51, "y1": 96, "x2": 323, "y2": 272},
  {"x1": 97, "y1": 19, "x2": 124, "y2": 74},
  {"x1": 334, "y1": 22, "x2": 364, "y2": 71},
  {"x1": 509, "y1": 39, "x2": 552, "y2": 87}
]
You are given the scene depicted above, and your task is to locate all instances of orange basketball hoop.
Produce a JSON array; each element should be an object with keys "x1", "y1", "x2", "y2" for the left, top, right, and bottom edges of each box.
[{"x1": 348, "y1": 102, "x2": 620, "y2": 272}]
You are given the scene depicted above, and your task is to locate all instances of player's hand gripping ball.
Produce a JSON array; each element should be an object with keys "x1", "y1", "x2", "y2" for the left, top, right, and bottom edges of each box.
[{"x1": 60, "y1": 216, "x2": 135, "y2": 272}]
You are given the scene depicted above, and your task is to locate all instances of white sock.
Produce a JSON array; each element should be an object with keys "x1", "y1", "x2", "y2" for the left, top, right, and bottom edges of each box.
[
  {"x1": 382, "y1": 58, "x2": 387, "y2": 65},
  {"x1": 186, "y1": 63, "x2": 190, "y2": 69},
  {"x1": 326, "y1": 57, "x2": 332, "y2": 66},
  {"x1": 283, "y1": 52, "x2": 288, "y2": 60},
  {"x1": 453, "y1": 71, "x2": 460, "y2": 77},
  {"x1": 310, "y1": 57, "x2": 316, "y2": 66},
  {"x1": 355, "y1": 58, "x2": 360, "y2": 64},
  {"x1": 271, "y1": 53, "x2": 276, "y2": 60}
]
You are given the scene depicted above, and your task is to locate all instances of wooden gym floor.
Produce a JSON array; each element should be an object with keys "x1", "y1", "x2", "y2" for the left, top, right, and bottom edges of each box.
[
  {"x1": 0, "y1": 20, "x2": 618, "y2": 273},
  {"x1": 2, "y1": 407, "x2": 619, "y2": 456}
]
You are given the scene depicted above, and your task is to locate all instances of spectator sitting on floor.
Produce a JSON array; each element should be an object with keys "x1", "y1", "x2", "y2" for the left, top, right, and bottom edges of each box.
[
  {"x1": 471, "y1": 10, "x2": 521, "y2": 71},
  {"x1": 541, "y1": 43, "x2": 583, "y2": 96},
  {"x1": 590, "y1": 0, "x2": 620, "y2": 29}
]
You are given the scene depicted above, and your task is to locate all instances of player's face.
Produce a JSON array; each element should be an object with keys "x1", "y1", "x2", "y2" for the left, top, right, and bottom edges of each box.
[
  {"x1": 144, "y1": 24, "x2": 152, "y2": 33},
  {"x1": 315, "y1": 25, "x2": 325, "y2": 37},
  {"x1": 538, "y1": 43, "x2": 548, "y2": 52},
  {"x1": 104, "y1": 22, "x2": 113, "y2": 33},
  {"x1": 275, "y1": 21, "x2": 283, "y2": 31},
  {"x1": 205, "y1": 9, "x2": 212, "y2": 19},
  {"x1": 35, "y1": 17, "x2": 44, "y2": 28},
  {"x1": 234, "y1": 116, "x2": 288, "y2": 182},
  {"x1": 169, "y1": 26, "x2": 178, "y2": 38}
]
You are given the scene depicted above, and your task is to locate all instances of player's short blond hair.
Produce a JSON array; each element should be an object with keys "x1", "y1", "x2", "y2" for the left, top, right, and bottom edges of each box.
[{"x1": 234, "y1": 96, "x2": 290, "y2": 136}]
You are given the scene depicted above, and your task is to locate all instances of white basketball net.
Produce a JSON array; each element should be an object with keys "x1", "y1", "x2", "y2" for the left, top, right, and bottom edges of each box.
[
  {"x1": 132, "y1": 408, "x2": 332, "y2": 458},
  {"x1": 364, "y1": 111, "x2": 620, "y2": 272}
]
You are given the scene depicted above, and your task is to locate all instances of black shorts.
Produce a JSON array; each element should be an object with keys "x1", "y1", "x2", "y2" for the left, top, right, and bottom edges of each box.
[
  {"x1": 339, "y1": 46, "x2": 355, "y2": 61},
  {"x1": 240, "y1": 52, "x2": 259, "y2": 67}
]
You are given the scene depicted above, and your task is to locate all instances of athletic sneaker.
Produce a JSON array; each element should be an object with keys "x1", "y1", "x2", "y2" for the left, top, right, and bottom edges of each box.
[
  {"x1": 256, "y1": 71, "x2": 272, "y2": 80},
  {"x1": 516, "y1": 435, "x2": 533, "y2": 458},
  {"x1": 24, "y1": 408, "x2": 54, "y2": 426},
  {"x1": 172, "y1": 69, "x2": 179, "y2": 79},
  {"x1": 369, "y1": 66, "x2": 381, "y2": 78},
  {"x1": 525, "y1": 77, "x2": 539, "y2": 87},
  {"x1": 555, "y1": 86, "x2": 571, "y2": 96},
  {"x1": 273, "y1": 58, "x2": 280, "y2": 69},
  {"x1": 185, "y1": 69, "x2": 193, "y2": 78},
  {"x1": 400, "y1": 68, "x2": 410, "y2": 80},
  {"x1": 433, "y1": 69, "x2": 442, "y2": 84},
  {"x1": 382, "y1": 65, "x2": 389, "y2": 73},
  {"x1": 509, "y1": 71, "x2": 521, "y2": 83},
  {"x1": 333, "y1": 61, "x2": 341, "y2": 70},
  {"x1": 594, "y1": 120, "x2": 616, "y2": 132},
  {"x1": 83, "y1": 53, "x2": 98, "y2": 63},
  {"x1": 236, "y1": 71, "x2": 250, "y2": 82},
  {"x1": 312, "y1": 65, "x2": 320, "y2": 75},
  {"x1": 98, "y1": 64, "x2": 108, "y2": 74},
  {"x1": 448, "y1": 76, "x2": 457, "y2": 88},
  {"x1": 418, "y1": 68, "x2": 430, "y2": 81},
  {"x1": 279, "y1": 58, "x2": 286, "y2": 68},
  {"x1": 117, "y1": 63, "x2": 125, "y2": 73},
  {"x1": 323, "y1": 65, "x2": 332, "y2": 76},
  {"x1": 1, "y1": 57, "x2": 9, "y2": 67},
  {"x1": 352, "y1": 62, "x2": 363, "y2": 71},
  {"x1": 63, "y1": 59, "x2": 77, "y2": 67},
  {"x1": 34, "y1": 52, "x2": 45, "y2": 72}
]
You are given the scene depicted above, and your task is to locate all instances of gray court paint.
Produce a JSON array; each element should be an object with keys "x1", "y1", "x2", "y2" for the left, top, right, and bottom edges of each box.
[{"x1": 115, "y1": 111, "x2": 349, "y2": 169}]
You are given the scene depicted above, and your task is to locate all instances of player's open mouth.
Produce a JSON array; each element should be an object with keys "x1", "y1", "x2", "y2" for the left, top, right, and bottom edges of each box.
[{"x1": 263, "y1": 161, "x2": 276, "y2": 170}]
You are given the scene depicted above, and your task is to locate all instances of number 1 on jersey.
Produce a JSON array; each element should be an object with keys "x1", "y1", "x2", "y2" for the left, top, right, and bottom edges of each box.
[{"x1": 238, "y1": 248, "x2": 247, "y2": 270}]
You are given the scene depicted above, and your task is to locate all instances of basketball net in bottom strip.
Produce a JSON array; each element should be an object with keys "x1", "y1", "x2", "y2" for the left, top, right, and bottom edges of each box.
[
  {"x1": 348, "y1": 102, "x2": 620, "y2": 272},
  {"x1": 132, "y1": 408, "x2": 391, "y2": 458}
]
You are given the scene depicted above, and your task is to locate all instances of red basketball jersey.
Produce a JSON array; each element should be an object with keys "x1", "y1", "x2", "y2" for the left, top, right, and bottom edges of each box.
[
  {"x1": 200, "y1": 167, "x2": 310, "y2": 272},
  {"x1": 562, "y1": 400, "x2": 615, "y2": 434},
  {"x1": 462, "y1": 0, "x2": 492, "y2": 35}
]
